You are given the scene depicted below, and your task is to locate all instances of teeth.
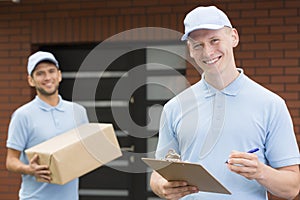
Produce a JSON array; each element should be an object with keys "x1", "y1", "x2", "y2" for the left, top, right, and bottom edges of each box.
[{"x1": 204, "y1": 57, "x2": 219, "y2": 64}]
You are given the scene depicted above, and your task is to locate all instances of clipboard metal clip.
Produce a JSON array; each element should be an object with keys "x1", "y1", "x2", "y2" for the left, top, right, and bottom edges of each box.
[{"x1": 164, "y1": 149, "x2": 181, "y2": 162}]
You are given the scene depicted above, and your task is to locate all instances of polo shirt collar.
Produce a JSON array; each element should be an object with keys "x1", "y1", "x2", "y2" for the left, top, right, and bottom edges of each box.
[
  {"x1": 34, "y1": 95, "x2": 65, "y2": 112},
  {"x1": 202, "y1": 68, "x2": 245, "y2": 98}
]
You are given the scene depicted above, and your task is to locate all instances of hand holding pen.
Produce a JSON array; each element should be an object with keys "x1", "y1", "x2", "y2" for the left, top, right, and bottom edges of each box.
[
  {"x1": 226, "y1": 148, "x2": 263, "y2": 180},
  {"x1": 225, "y1": 148, "x2": 259, "y2": 164}
]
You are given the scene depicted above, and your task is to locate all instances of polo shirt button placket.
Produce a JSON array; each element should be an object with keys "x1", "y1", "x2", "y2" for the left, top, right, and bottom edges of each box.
[
  {"x1": 51, "y1": 109, "x2": 60, "y2": 128},
  {"x1": 215, "y1": 91, "x2": 225, "y2": 123}
]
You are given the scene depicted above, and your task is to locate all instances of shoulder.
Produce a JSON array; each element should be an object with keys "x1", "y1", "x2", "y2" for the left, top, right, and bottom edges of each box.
[
  {"x1": 59, "y1": 99, "x2": 89, "y2": 123},
  {"x1": 11, "y1": 100, "x2": 36, "y2": 118},
  {"x1": 243, "y1": 75, "x2": 285, "y2": 104},
  {"x1": 164, "y1": 80, "x2": 203, "y2": 113},
  {"x1": 59, "y1": 99, "x2": 88, "y2": 123},
  {"x1": 241, "y1": 75, "x2": 289, "y2": 121},
  {"x1": 60, "y1": 99, "x2": 87, "y2": 112}
]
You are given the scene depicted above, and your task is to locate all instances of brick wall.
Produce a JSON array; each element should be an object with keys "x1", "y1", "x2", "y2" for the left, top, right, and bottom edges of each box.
[{"x1": 0, "y1": 0, "x2": 299, "y2": 199}]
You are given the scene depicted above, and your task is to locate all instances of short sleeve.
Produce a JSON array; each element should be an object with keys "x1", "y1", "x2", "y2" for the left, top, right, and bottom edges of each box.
[
  {"x1": 155, "y1": 104, "x2": 179, "y2": 159},
  {"x1": 6, "y1": 110, "x2": 30, "y2": 151},
  {"x1": 265, "y1": 98, "x2": 300, "y2": 168}
]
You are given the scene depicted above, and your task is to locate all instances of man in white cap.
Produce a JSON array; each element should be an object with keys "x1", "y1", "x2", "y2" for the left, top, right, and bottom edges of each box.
[
  {"x1": 150, "y1": 6, "x2": 300, "y2": 200},
  {"x1": 6, "y1": 51, "x2": 89, "y2": 199}
]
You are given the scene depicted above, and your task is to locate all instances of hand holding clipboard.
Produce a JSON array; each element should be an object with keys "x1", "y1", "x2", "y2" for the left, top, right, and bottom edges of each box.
[{"x1": 142, "y1": 150, "x2": 231, "y2": 195}]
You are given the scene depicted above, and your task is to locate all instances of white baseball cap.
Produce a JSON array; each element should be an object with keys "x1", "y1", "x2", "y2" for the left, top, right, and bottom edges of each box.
[
  {"x1": 181, "y1": 6, "x2": 232, "y2": 41},
  {"x1": 27, "y1": 51, "x2": 59, "y2": 75}
]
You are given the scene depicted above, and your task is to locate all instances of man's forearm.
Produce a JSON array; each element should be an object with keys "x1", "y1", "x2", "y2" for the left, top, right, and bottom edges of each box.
[
  {"x1": 150, "y1": 171, "x2": 164, "y2": 198},
  {"x1": 256, "y1": 164, "x2": 300, "y2": 199},
  {"x1": 6, "y1": 157, "x2": 32, "y2": 175}
]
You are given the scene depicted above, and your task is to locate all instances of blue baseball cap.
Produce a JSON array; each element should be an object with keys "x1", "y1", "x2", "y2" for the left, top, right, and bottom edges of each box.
[
  {"x1": 181, "y1": 6, "x2": 232, "y2": 41},
  {"x1": 27, "y1": 51, "x2": 59, "y2": 75}
]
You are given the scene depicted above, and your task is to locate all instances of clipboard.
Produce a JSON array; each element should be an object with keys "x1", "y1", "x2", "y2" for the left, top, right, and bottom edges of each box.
[{"x1": 142, "y1": 158, "x2": 231, "y2": 195}]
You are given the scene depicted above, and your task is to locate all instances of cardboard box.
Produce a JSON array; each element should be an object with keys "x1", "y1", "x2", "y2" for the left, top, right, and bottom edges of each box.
[{"x1": 25, "y1": 123, "x2": 122, "y2": 185}]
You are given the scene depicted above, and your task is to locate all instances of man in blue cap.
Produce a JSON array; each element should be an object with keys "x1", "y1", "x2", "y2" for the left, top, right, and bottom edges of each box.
[
  {"x1": 6, "y1": 51, "x2": 89, "y2": 199},
  {"x1": 150, "y1": 6, "x2": 300, "y2": 200}
]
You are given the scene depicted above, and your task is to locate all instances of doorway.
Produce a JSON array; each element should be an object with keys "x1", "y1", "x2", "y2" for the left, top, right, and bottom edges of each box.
[{"x1": 37, "y1": 41, "x2": 187, "y2": 200}]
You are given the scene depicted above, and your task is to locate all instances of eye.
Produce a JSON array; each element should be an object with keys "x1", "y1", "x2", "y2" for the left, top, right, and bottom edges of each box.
[
  {"x1": 49, "y1": 68, "x2": 57, "y2": 73},
  {"x1": 35, "y1": 71, "x2": 44, "y2": 76},
  {"x1": 192, "y1": 43, "x2": 202, "y2": 50},
  {"x1": 211, "y1": 39, "x2": 219, "y2": 44}
]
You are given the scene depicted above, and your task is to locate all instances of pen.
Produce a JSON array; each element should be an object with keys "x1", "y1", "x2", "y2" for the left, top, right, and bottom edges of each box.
[
  {"x1": 246, "y1": 148, "x2": 259, "y2": 153},
  {"x1": 225, "y1": 148, "x2": 259, "y2": 164}
]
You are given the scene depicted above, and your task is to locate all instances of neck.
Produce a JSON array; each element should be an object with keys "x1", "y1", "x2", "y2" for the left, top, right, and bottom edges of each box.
[
  {"x1": 204, "y1": 68, "x2": 240, "y2": 90},
  {"x1": 37, "y1": 93, "x2": 60, "y2": 107}
]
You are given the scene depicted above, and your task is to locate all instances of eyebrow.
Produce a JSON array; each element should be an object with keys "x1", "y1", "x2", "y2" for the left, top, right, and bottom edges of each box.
[
  {"x1": 187, "y1": 37, "x2": 198, "y2": 43},
  {"x1": 188, "y1": 34, "x2": 220, "y2": 44}
]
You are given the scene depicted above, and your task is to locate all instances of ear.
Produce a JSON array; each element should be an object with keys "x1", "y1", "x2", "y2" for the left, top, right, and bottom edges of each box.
[
  {"x1": 27, "y1": 75, "x2": 35, "y2": 87},
  {"x1": 231, "y1": 28, "x2": 239, "y2": 47},
  {"x1": 58, "y1": 70, "x2": 62, "y2": 83}
]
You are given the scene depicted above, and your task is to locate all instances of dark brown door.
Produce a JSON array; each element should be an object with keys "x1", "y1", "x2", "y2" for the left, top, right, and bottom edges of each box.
[{"x1": 39, "y1": 42, "x2": 186, "y2": 200}]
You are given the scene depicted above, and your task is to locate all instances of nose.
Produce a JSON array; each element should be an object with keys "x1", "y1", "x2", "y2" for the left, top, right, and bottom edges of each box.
[
  {"x1": 202, "y1": 44, "x2": 214, "y2": 57},
  {"x1": 43, "y1": 72, "x2": 52, "y2": 80}
]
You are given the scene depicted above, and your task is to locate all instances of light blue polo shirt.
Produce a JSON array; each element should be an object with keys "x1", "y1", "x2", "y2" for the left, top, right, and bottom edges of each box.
[
  {"x1": 7, "y1": 95, "x2": 89, "y2": 200},
  {"x1": 155, "y1": 69, "x2": 300, "y2": 200}
]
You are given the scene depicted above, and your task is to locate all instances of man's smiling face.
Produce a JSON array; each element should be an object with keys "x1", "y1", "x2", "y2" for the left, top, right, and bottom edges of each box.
[{"x1": 187, "y1": 27, "x2": 239, "y2": 76}]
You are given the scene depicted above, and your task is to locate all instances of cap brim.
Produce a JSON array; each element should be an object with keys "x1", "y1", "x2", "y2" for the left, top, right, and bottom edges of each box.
[
  {"x1": 35, "y1": 58, "x2": 58, "y2": 67},
  {"x1": 29, "y1": 58, "x2": 59, "y2": 75},
  {"x1": 181, "y1": 24, "x2": 225, "y2": 41}
]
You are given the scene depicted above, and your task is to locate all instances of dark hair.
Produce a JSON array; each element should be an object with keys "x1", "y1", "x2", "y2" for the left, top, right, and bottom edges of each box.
[{"x1": 31, "y1": 60, "x2": 58, "y2": 76}]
